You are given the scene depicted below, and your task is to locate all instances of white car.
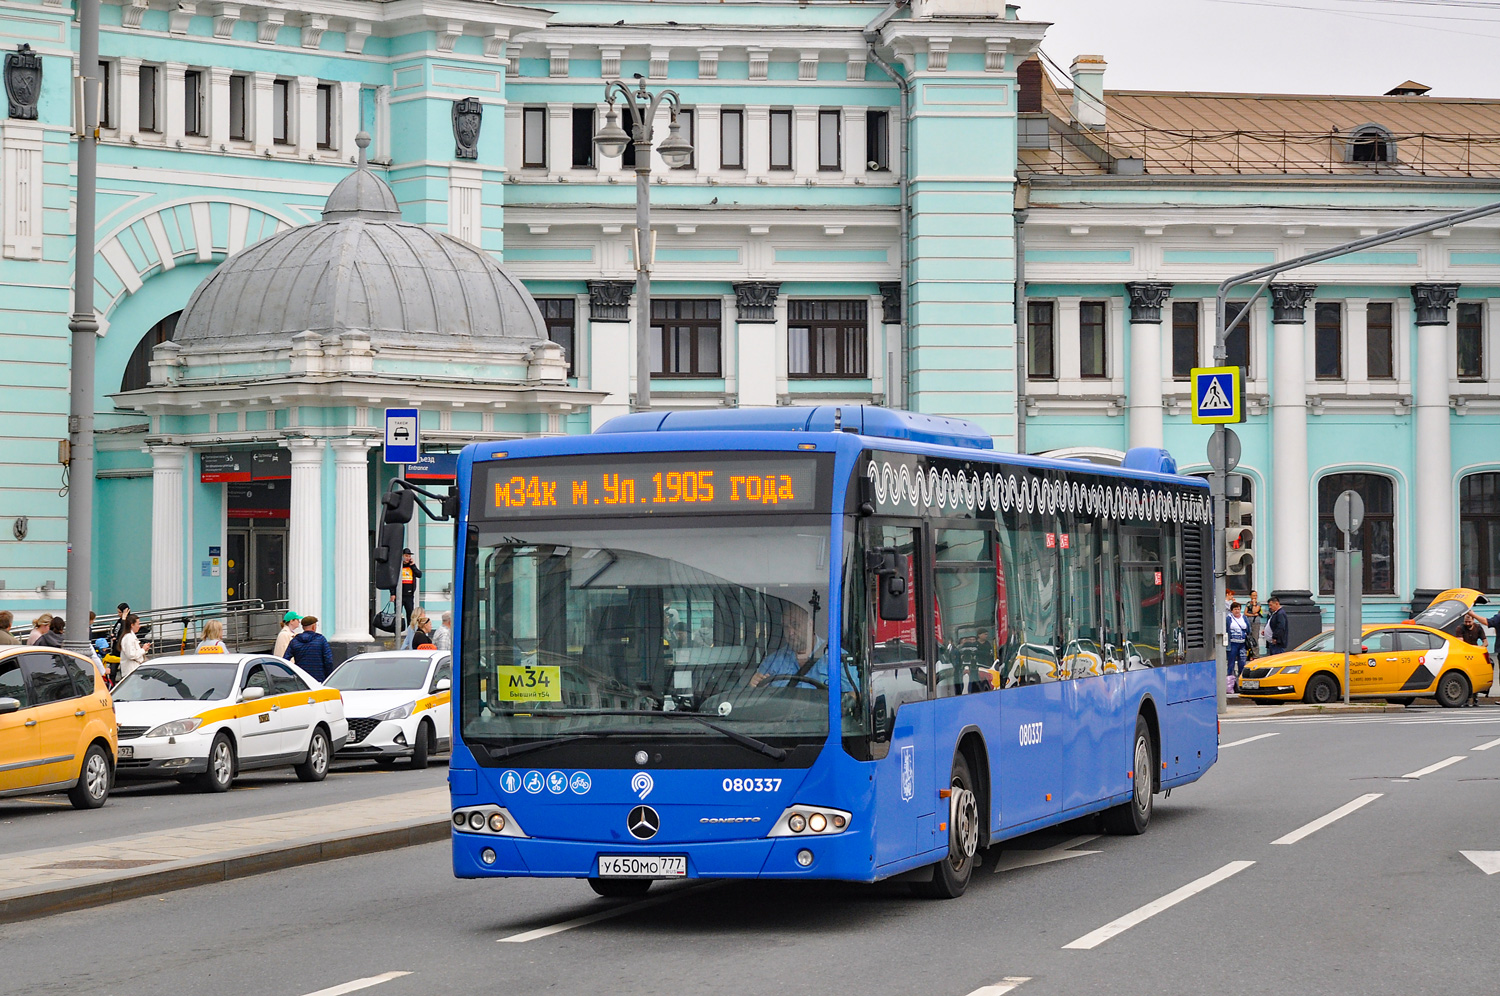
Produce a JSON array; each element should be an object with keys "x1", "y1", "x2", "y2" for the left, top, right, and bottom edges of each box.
[
  {"x1": 112, "y1": 654, "x2": 349, "y2": 792},
  {"x1": 326, "y1": 650, "x2": 451, "y2": 768}
]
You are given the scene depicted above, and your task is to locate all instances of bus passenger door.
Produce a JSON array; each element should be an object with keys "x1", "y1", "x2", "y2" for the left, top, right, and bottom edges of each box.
[{"x1": 866, "y1": 524, "x2": 936, "y2": 870}]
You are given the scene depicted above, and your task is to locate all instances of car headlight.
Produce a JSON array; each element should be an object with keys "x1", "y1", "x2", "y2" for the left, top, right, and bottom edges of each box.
[
  {"x1": 145, "y1": 718, "x2": 203, "y2": 738},
  {"x1": 1277, "y1": 665, "x2": 1301, "y2": 675},
  {"x1": 371, "y1": 702, "x2": 415, "y2": 722}
]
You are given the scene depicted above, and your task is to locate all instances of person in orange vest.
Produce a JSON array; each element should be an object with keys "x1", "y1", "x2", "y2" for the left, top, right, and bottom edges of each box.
[{"x1": 400, "y1": 548, "x2": 422, "y2": 631}]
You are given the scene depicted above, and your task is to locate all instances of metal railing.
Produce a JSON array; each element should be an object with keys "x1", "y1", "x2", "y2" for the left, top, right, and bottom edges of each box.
[{"x1": 92, "y1": 598, "x2": 290, "y2": 655}]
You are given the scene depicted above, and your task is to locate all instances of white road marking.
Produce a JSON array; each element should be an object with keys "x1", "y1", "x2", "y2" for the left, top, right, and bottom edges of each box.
[
  {"x1": 1461, "y1": 851, "x2": 1500, "y2": 875},
  {"x1": 1472, "y1": 736, "x2": 1500, "y2": 751},
  {"x1": 991, "y1": 835, "x2": 1100, "y2": 874},
  {"x1": 299, "y1": 972, "x2": 411, "y2": 996},
  {"x1": 1220, "y1": 732, "x2": 1280, "y2": 748},
  {"x1": 1403, "y1": 755, "x2": 1467, "y2": 779},
  {"x1": 1062, "y1": 861, "x2": 1255, "y2": 950},
  {"x1": 498, "y1": 884, "x2": 715, "y2": 943},
  {"x1": 964, "y1": 977, "x2": 1032, "y2": 996},
  {"x1": 1271, "y1": 793, "x2": 1383, "y2": 846}
]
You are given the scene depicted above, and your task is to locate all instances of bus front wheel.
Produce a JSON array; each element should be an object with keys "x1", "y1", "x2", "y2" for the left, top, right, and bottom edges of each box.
[
  {"x1": 912, "y1": 753, "x2": 980, "y2": 899},
  {"x1": 1103, "y1": 716, "x2": 1154, "y2": 836}
]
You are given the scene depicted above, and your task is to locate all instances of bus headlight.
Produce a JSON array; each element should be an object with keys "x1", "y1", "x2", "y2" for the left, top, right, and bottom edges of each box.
[
  {"x1": 768, "y1": 805, "x2": 852, "y2": 837},
  {"x1": 452, "y1": 806, "x2": 527, "y2": 838}
]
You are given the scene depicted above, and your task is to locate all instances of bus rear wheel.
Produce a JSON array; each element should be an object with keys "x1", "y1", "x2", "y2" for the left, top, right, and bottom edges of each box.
[
  {"x1": 588, "y1": 878, "x2": 653, "y2": 899},
  {"x1": 1103, "y1": 716, "x2": 1154, "y2": 836},
  {"x1": 913, "y1": 753, "x2": 979, "y2": 899}
]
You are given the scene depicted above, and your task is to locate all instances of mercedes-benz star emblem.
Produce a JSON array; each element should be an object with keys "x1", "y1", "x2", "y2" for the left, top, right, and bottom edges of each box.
[{"x1": 627, "y1": 805, "x2": 660, "y2": 840}]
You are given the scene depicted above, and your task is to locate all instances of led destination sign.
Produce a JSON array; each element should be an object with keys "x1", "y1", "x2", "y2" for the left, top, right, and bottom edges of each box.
[{"x1": 480, "y1": 455, "x2": 818, "y2": 517}]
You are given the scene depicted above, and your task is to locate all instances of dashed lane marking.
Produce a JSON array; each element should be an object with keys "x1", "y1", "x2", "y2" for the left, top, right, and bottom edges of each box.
[
  {"x1": 991, "y1": 835, "x2": 1100, "y2": 874},
  {"x1": 299, "y1": 972, "x2": 411, "y2": 996},
  {"x1": 1403, "y1": 755, "x2": 1467, "y2": 779},
  {"x1": 964, "y1": 977, "x2": 1032, "y2": 996},
  {"x1": 1220, "y1": 732, "x2": 1280, "y2": 748},
  {"x1": 1461, "y1": 851, "x2": 1500, "y2": 875},
  {"x1": 498, "y1": 883, "x2": 719, "y2": 943},
  {"x1": 1473, "y1": 736, "x2": 1500, "y2": 751},
  {"x1": 1271, "y1": 793, "x2": 1383, "y2": 845},
  {"x1": 1062, "y1": 861, "x2": 1255, "y2": 950}
]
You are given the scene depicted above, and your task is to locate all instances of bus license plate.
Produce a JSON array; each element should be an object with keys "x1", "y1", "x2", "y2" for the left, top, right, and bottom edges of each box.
[
  {"x1": 598, "y1": 855, "x2": 686, "y2": 879},
  {"x1": 117, "y1": 746, "x2": 134, "y2": 758},
  {"x1": 1239, "y1": 680, "x2": 1258, "y2": 690}
]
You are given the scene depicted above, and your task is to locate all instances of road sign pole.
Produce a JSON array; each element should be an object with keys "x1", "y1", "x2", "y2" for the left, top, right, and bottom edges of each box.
[{"x1": 1212, "y1": 426, "x2": 1228, "y2": 715}]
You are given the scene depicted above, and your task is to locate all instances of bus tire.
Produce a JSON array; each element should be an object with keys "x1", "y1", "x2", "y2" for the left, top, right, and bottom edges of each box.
[
  {"x1": 1303, "y1": 673, "x2": 1339, "y2": 705},
  {"x1": 1103, "y1": 716, "x2": 1154, "y2": 836},
  {"x1": 588, "y1": 878, "x2": 652, "y2": 899},
  {"x1": 912, "y1": 753, "x2": 979, "y2": 899},
  {"x1": 1435, "y1": 670, "x2": 1471, "y2": 709}
]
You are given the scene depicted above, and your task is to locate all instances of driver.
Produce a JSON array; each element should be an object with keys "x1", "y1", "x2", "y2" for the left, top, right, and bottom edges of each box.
[{"x1": 751, "y1": 603, "x2": 827, "y2": 687}]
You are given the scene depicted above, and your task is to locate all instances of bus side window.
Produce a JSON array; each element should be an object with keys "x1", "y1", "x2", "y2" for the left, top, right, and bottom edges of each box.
[
  {"x1": 1119, "y1": 524, "x2": 1165, "y2": 668},
  {"x1": 1061, "y1": 513, "x2": 1105, "y2": 678},
  {"x1": 933, "y1": 527, "x2": 998, "y2": 697},
  {"x1": 866, "y1": 524, "x2": 926, "y2": 753},
  {"x1": 997, "y1": 498, "x2": 1062, "y2": 686}
]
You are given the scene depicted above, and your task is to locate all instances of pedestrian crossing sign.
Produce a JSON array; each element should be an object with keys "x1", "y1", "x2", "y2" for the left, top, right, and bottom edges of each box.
[{"x1": 1191, "y1": 366, "x2": 1243, "y2": 424}]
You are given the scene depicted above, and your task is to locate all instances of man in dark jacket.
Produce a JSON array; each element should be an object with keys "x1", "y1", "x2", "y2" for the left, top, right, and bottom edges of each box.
[
  {"x1": 285, "y1": 615, "x2": 334, "y2": 682},
  {"x1": 1265, "y1": 596, "x2": 1289, "y2": 656}
]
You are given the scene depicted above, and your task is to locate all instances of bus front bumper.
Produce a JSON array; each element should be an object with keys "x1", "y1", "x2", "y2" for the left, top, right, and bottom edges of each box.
[{"x1": 452, "y1": 828, "x2": 874, "y2": 881}]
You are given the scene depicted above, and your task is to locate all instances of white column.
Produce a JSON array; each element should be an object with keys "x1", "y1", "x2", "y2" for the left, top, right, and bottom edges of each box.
[
  {"x1": 1270, "y1": 285, "x2": 1314, "y2": 593},
  {"x1": 793, "y1": 106, "x2": 818, "y2": 179},
  {"x1": 1412, "y1": 283, "x2": 1458, "y2": 592},
  {"x1": 164, "y1": 63, "x2": 186, "y2": 141},
  {"x1": 331, "y1": 439, "x2": 374, "y2": 643},
  {"x1": 587, "y1": 282, "x2": 632, "y2": 430},
  {"x1": 295, "y1": 75, "x2": 318, "y2": 156},
  {"x1": 738, "y1": 321, "x2": 777, "y2": 408},
  {"x1": 118, "y1": 58, "x2": 142, "y2": 137},
  {"x1": 1125, "y1": 282, "x2": 1169, "y2": 450},
  {"x1": 251, "y1": 71, "x2": 274, "y2": 152},
  {"x1": 149, "y1": 446, "x2": 187, "y2": 611},
  {"x1": 286, "y1": 439, "x2": 325, "y2": 621},
  {"x1": 208, "y1": 66, "x2": 231, "y2": 146}
]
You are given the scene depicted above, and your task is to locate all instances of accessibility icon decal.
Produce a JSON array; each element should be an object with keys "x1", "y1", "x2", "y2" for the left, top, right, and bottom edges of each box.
[
  {"x1": 546, "y1": 770, "x2": 569, "y2": 795},
  {"x1": 499, "y1": 770, "x2": 522, "y2": 794},
  {"x1": 570, "y1": 771, "x2": 592, "y2": 795},
  {"x1": 523, "y1": 770, "x2": 545, "y2": 794}
]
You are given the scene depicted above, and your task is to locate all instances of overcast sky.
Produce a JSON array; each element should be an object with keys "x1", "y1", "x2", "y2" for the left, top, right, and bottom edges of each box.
[{"x1": 1021, "y1": 1, "x2": 1500, "y2": 99}]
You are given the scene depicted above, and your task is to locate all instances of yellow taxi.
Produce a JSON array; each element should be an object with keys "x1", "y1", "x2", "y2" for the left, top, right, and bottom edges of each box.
[
  {"x1": 0, "y1": 646, "x2": 117, "y2": 808},
  {"x1": 1239, "y1": 620, "x2": 1492, "y2": 707}
]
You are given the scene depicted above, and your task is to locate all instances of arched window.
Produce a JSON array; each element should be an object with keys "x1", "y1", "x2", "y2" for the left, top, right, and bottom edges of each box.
[
  {"x1": 1346, "y1": 124, "x2": 1396, "y2": 164},
  {"x1": 120, "y1": 311, "x2": 181, "y2": 393},
  {"x1": 1460, "y1": 472, "x2": 1500, "y2": 592},
  {"x1": 1318, "y1": 473, "x2": 1395, "y2": 595}
]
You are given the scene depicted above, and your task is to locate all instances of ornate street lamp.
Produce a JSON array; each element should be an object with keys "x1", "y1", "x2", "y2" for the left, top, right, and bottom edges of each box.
[{"x1": 595, "y1": 76, "x2": 692, "y2": 410}]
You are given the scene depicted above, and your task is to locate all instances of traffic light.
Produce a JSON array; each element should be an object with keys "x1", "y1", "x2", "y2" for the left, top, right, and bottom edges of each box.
[
  {"x1": 1225, "y1": 498, "x2": 1253, "y2": 592},
  {"x1": 373, "y1": 487, "x2": 415, "y2": 591}
]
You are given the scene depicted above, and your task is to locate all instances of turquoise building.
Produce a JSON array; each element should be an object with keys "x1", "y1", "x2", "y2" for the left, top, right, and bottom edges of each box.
[{"x1": 0, "y1": 0, "x2": 1042, "y2": 640}]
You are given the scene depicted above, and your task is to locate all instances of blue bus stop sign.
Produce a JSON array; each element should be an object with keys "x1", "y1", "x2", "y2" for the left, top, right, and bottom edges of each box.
[{"x1": 384, "y1": 408, "x2": 419, "y2": 464}]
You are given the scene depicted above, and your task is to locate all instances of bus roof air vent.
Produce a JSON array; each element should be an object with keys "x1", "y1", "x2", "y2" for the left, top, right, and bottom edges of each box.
[
  {"x1": 595, "y1": 406, "x2": 994, "y2": 451},
  {"x1": 1121, "y1": 447, "x2": 1179, "y2": 476}
]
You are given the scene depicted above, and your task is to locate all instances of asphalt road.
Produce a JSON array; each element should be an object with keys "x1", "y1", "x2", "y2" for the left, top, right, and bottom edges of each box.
[
  {"x1": 0, "y1": 757, "x2": 449, "y2": 852},
  {"x1": 7, "y1": 708, "x2": 1500, "y2": 996}
]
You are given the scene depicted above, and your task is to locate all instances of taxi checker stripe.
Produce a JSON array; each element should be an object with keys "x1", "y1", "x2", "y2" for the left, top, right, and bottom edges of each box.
[
  {"x1": 191, "y1": 688, "x2": 342, "y2": 727},
  {"x1": 414, "y1": 691, "x2": 451, "y2": 713}
]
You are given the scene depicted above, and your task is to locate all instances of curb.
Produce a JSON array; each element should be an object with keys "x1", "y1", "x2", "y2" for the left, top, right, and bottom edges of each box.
[{"x1": 0, "y1": 817, "x2": 449, "y2": 924}]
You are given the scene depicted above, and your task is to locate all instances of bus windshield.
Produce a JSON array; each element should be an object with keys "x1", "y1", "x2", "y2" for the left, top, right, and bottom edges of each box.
[{"x1": 462, "y1": 523, "x2": 832, "y2": 746}]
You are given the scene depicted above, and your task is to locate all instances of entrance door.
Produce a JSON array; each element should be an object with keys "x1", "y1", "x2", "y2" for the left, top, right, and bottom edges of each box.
[
  {"x1": 254, "y1": 529, "x2": 287, "y2": 603},
  {"x1": 226, "y1": 530, "x2": 248, "y2": 601}
]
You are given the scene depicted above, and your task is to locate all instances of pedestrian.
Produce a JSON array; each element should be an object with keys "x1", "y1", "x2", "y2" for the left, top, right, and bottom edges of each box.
[
  {"x1": 26, "y1": 613, "x2": 52, "y2": 645},
  {"x1": 0, "y1": 610, "x2": 17, "y2": 645},
  {"x1": 196, "y1": 620, "x2": 228, "y2": 654},
  {"x1": 37, "y1": 615, "x2": 65, "y2": 648},
  {"x1": 1265, "y1": 595, "x2": 1289, "y2": 657},
  {"x1": 286, "y1": 615, "x2": 333, "y2": 682},
  {"x1": 273, "y1": 611, "x2": 301, "y2": 658},
  {"x1": 434, "y1": 611, "x2": 453, "y2": 651},
  {"x1": 403, "y1": 608, "x2": 432, "y2": 650},
  {"x1": 400, "y1": 549, "x2": 422, "y2": 630},
  {"x1": 1459, "y1": 611, "x2": 1488, "y2": 648},
  {"x1": 1245, "y1": 590, "x2": 1264, "y2": 659},
  {"x1": 108, "y1": 602, "x2": 130, "y2": 657},
  {"x1": 118, "y1": 613, "x2": 149, "y2": 679},
  {"x1": 1225, "y1": 602, "x2": 1248, "y2": 690}
]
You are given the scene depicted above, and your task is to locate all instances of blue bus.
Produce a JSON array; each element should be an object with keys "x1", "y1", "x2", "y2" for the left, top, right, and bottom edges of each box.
[{"x1": 447, "y1": 407, "x2": 1218, "y2": 899}]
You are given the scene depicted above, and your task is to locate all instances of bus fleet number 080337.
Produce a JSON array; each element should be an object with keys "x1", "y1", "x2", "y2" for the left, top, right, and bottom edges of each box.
[{"x1": 724, "y1": 778, "x2": 783, "y2": 792}]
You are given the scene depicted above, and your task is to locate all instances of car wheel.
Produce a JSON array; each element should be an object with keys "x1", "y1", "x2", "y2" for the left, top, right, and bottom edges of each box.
[
  {"x1": 67, "y1": 743, "x2": 112, "y2": 810},
  {"x1": 913, "y1": 753, "x2": 980, "y2": 899},
  {"x1": 196, "y1": 733, "x2": 235, "y2": 793},
  {"x1": 588, "y1": 878, "x2": 652, "y2": 899},
  {"x1": 1103, "y1": 716, "x2": 1155, "y2": 836},
  {"x1": 410, "y1": 720, "x2": 432, "y2": 770},
  {"x1": 1304, "y1": 673, "x2": 1339, "y2": 705},
  {"x1": 296, "y1": 727, "x2": 331, "y2": 782},
  {"x1": 1435, "y1": 670, "x2": 1471, "y2": 709}
]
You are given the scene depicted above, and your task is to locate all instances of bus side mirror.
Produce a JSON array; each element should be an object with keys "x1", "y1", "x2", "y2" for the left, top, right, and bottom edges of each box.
[{"x1": 869, "y1": 547, "x2": 909, "y2": 622}]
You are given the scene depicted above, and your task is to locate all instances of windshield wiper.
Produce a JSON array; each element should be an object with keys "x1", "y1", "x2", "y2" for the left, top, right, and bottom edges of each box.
[
  {"x1": 477, "y1": 729, "x2": 639, "y2": 761},
  {"x1": 506, "y1": 708, "x2": 788, "y2": 761}
]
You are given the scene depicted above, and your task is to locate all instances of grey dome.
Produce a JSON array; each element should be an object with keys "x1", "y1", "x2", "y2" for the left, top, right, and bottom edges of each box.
[{"x1": 175, "y1": 135, "x2": 546, "y2": 348}]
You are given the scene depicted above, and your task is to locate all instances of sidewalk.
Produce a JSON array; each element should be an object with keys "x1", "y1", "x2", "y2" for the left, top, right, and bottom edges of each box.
[
  {"x1": 0, "y1": 786, "x2": 449, "y2": 923},
  {"x1": 1224, "y1": 697, "x2": 1500, "y2": 719}
]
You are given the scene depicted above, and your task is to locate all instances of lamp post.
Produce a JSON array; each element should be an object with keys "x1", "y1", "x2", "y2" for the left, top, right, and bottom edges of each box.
[{"x1": 593, "y1": 75, "x2": 694, "y2": 411}]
